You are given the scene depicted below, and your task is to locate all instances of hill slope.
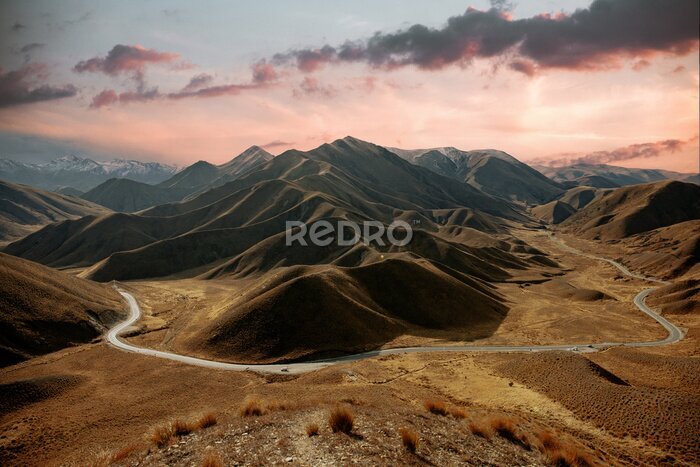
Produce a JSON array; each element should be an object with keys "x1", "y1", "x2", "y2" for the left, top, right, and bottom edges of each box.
[
  {"x1": 0, "y1": 180, "x2": 111, "y2": 246},
  {"x1": 562, "y1": 181, "x2": 700, "y2": 240},
  {"x1": 81, "y1": 178, "x2": 185, "y2": 212},
  {"x1": 0, "y1": 253, "x2": 123, "y2": 366},
  {"x1": 389, "y1": 146, "x2": 563, "y2": 204}
]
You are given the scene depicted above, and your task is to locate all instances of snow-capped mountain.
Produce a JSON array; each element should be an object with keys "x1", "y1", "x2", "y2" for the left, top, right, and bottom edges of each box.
[{"x1": 0, "y1": 155, "x2": 179, "y2": 191}]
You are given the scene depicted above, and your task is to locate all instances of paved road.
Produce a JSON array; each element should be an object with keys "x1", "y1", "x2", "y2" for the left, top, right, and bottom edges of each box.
[{"x1": 107, "y1": 234, "x2": 684, "y2": 374}]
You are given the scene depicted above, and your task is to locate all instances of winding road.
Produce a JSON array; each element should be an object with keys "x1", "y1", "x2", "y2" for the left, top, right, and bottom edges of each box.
[{"x1": 107, "y1": 234, "x2": 684, "y2": 374}]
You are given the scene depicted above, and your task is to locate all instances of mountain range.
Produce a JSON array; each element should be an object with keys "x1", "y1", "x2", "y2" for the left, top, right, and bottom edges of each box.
[
  {"x1": 536, "y1": 163, "x2": 697, "y2": 189},
  {"x1": 0, "y1": 155, "x2": 179, "y2": 191}
]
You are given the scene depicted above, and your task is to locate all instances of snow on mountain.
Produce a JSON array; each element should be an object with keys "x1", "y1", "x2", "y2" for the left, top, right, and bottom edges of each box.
[{"x1": 0, "y1": 155, "x2": 179, "y2": 191}]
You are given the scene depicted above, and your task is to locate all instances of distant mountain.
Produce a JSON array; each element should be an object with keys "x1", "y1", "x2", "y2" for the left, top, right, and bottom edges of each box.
[
  {"x1": 81, "y1": 146, "x2": 274, "y2": 212},
  {"x1": 0, "y1": 180, "x2": 110, "y2": 246},
  {"x1": 388, "y1": 146, "x2": 564, "y2": 205},
  {"x1": 0, "y1": 253, "x2": 123, "y2": 366},
  {"x1": 54, "y1": 186, "x2": 84, "y2": 197},
  {"x1": 562, "y1": 180, "x2": 700, "y2": 240},
  {"x1": 81, "y1": 178, "x2": 186, "y2": 212},
  {"x1": 536, "y1": 163, "x2": 694, "y2": 188},
  {"x1": 0, "y1": 155, "x2": 178, "y2": 191}
]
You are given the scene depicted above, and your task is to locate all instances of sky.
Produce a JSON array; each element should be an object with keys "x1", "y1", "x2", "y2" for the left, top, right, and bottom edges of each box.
[{"x1": 0, "y1": 0, "x2": 698, "y2": 172}]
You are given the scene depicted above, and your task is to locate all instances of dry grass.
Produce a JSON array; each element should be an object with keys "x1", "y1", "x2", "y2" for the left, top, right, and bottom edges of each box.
[
  {"x1": 328, "y1": 405, "x2": 354, "y2": 434},
  {"x1": 468, "y1": 418, "x2": 494, "y2": 439},
  {"x1": 240, "y1": 396, "x2": 264, "y2": 417},
  {"x1": 305, "y1": 423, "x2": 319, "y2": 437},
  {"x1": 424, "y1": 399, "x2": 448, "y2": 416},
  {"x1": 149, "y1": 424, "x2": 174, "y2": 448},
  {"x1": 197, "y1": 412, "x2": 218, "y2": 429},
  {"x1": 399, "y1": 427, "x2": 419, "y2": 453},
  {"x1": 172, "y1": 419, "x2": 195, "y2": 437},
  {"x1": 536, "y1": 430, "x2": 593, "y2": 467},
  {"x1": 201, "y1": 451, "x2": 224, "y2": 467},
  {"x1": 449, "y1": 406, "x2": 467, "y2": 419},
  {"x1": 109, "y1": 443, "x2": 141, "y2": 463}
]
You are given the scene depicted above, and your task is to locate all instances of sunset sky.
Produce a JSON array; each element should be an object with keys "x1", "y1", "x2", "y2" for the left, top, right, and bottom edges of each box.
[{"x1": 0, "y1": 0, "x2": 698, "y2": 172}]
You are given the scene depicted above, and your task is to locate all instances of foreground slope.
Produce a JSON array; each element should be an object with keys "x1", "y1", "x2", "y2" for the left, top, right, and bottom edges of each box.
[
  {"x1": 0, "y1": 253, "x2": 123, "y2": 366},
  {"x1": 389, "y1": 146, "x2": 564, "y2": 204},
  {"x1": 0, "y1": 180, "x2": 110, "y2": 246}
]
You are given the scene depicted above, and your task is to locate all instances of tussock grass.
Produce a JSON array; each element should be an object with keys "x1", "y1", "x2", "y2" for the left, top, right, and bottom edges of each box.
[
  {"x1": 399, "y1": 427, "x2": 419, "y2": 453},
  {"x1": 449, "y1": 406, "x2": 467, "y2": 419},
  {"x1": 305, "y1": 422, "x2": 320, "y2": 437},
  {"x1": 424, "y1": 399, "x2": 448, "y2": 416},
  {"x1": 536, "y1": 430, "x2": 593, "y2": 466},
  {"x1": 149, "y1": 424, "x2": 174, "y2": 448},
  {"x1": 172, "y1": 419, "x2": 195, "y2": 436},
  {"x1": 240, "y1": 396, "x2": 264, "y2": 417},
  {"x1": 328, "y1": 405, "x2": 354, "y2": 434},
  {"x1": 197, "y1": 412, "x2": 218, "y2": 429},
  {"x1": 468, "y1": 418, "x2": 494, "y2": 439}
]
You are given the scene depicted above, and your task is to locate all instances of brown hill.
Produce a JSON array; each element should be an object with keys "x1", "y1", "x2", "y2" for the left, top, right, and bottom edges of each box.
[
  {"x1": 0, "y1": 180, "x2": 110, "y2": 246},
  {"x1": 562, "y1": 180, "x2": 700, "y2": 240},
  {"x1": 189, "y1": 258, "x2": 508, "y2": 363},
  {"x1": 621, "y1": 220, "x2": 700, "y2": 279},
  {"x1": 0, "y1": 253, "x2": 123, "y2": 366},
  {"x1": 81, "y1": 178, "x2": 186, "y2": 212},
  {"x1": 557, "y1": 186, "x2": 601, "y2": 209},
  {"x1": 647, "y1": 279, "x2": 699, "y2": 315},
  {"x1": 531, "y1": 200, "x2": 576, "y2": 224}
]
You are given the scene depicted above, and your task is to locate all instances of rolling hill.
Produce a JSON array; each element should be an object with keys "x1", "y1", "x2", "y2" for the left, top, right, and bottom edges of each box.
[
  {"x1": 0, "y1": 180, "x2": 111, "y2": 246},
  {"x1": 561, "y1": 180, "x2": 700, "y2": 240},
  {"x1": 388, "y1": 146, "x2": 564, "y2": 204},
  {"x1": 0, "y1": 253, "x2": 123, "y2": 366}
]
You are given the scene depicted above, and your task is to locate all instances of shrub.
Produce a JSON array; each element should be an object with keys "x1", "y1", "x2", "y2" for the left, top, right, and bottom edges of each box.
[
  {"x1": 399, "y1": 427, "x2": 419, "y2": 453},
  {"x1": 548, "y1": 446, "x2": 593, "y2": 467},
  {"x1": 329, "y1": 406, "x2": 354, "y2": 434},
  {"x1": 489, "y1": 416, "x2": 531, "y2": 450},
  {"x1": 201, "y1": 451, "x2": 224, "y2": 467},
  {"x1": 197, "y1": 412, "x2": 218, "y2": 429},
  {"x1": 306, "y1": 423, "x2": 320, "y2": 437},
  {"x1": 172, "y1": 419, "x2": 195, "y2": 437},
  {"x1": 424, "y1": 399, "x2": 448, "y2": 416},
  {"x1": 150, "y1": 424, "x2": 174, "y2": 448},
  {"x1": 240, "y1": 396, "x2": 264, "y2": 417}
]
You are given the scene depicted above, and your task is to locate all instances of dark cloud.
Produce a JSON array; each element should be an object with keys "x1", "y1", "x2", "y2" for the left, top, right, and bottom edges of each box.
[
  {"x1": 261, "y1": 140, "x2": 294, "y2": 150},
  {"x1": 273, "y1": 0, "x2": 699, "y2": 74},
  {"x1": 181, "y1": 73, "x2": 214, "y2": 92},
  {"x1": 11, "y1": 22, "x2": 26, "y2": 32},
  {"x1": 508, "y1": 59, "x2": 536, "y2": 76},
  {"x1": 293, "y1": 76, "x2": 336, "y2": 98},
  {"x1": 74, "y1": 44, "x2": 183, "y2": 84},
  {"x1": 20, "y1": 43, "x2": 45, "y2": 54},
  {"x1": 89, "y1": 87, "x2": 160, "y2": 108},
  {"x1": 542, "y1": 137, "x2": 696, "y2": 166},
  {"x1": 0, "y1": 63, "x2": 77, "y2": 108},
  {"x1": 251, "y1": 60, "x2": 278, "y2": 84}
]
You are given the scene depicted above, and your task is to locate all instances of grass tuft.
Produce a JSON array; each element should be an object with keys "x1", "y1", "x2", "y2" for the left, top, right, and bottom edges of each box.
[
  {"x1": 424, "y1": 399, "x2": 448, "y2": 416},
  {"x1": 240, "y1": 396, "x2": 264, "y2": 417},
  {"x1": 468, "y1": 419, "x2": 494, "y2": 439},
  {"x1": 109, "y1": 443, "x2": 141, "y2": 463},
  {"x1": 172, "y1": 419, "x2": 195, "y2": 437},
  {"x1": 149, "y1": 424, "x2": 174, "y2": 448},
  {"x1": 328, "y1": 405, "x2": 354, "y2": 434},
  {"x1": 399, "y1": 427, "x2": 419, "y2": 453},
  {"x1": 197, "y1": 412, "x2": 218, "y2": 429},
  {"x1": 306, "y1": 423, "x2": 320, "y2": 437}
]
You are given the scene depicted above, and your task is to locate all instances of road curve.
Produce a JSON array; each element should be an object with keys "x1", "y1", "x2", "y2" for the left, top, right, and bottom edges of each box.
[{"x1": 107, "y1": 234, "x2": 683, "y2": 374}]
